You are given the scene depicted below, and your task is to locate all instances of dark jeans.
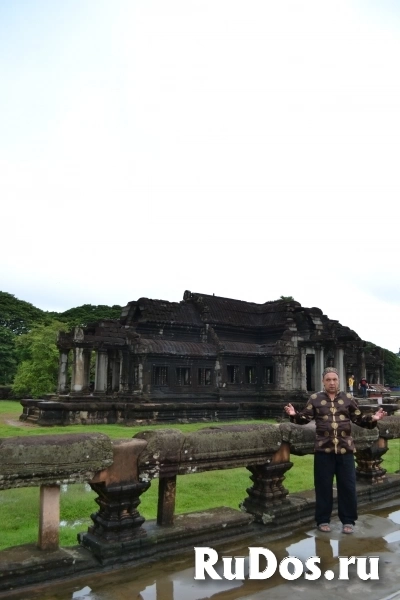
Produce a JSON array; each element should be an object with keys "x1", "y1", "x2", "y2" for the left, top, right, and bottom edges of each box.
[{"x1": 314, "y1": 452, "x2": 357, "y2": 526}]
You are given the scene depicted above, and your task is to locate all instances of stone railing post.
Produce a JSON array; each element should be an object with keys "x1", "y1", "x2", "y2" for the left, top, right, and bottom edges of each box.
[
  {"x1": 240, "y1": 441, "x2": 293, "y2": 523},
  {"x1": 88, "y1": 478, "x2": 150, "y2": 541},
  {"x1": 354, "y1": 418, "x2": 400, "y2": 485},
  {"x1": 355, "y1": 437, "x2": 387, "y2": 484},
  {"x1": 80, "y1": 438, "x2": 149, "y2": 563},
  {"x1": 157, "y1": 475, "x2": 177, "y2": 526},
  {"x1": 38, "y1": 484, "x2": 60, "y2": 550}
]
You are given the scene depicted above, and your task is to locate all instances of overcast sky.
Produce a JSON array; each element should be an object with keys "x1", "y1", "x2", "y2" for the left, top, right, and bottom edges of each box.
[{"x1": 1, "y1": 1, "x2": 399, "y2": 353}]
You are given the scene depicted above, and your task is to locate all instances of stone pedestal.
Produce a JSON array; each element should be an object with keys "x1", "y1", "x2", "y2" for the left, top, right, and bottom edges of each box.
[
  {"x1": 86, "y1": 479, "x2": 150, "y2": 544},
  {"x1": 355, "y1": 438, "x2": 388, "y2": 485}
]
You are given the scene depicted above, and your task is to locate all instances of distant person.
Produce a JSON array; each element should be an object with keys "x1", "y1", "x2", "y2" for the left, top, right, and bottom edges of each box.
[
  {"x1": 359, "y1": 377, "x2": 369, "y2": 398},
  {"x1": 348, "y1": 374, "x2": 355, "y2": 394}
]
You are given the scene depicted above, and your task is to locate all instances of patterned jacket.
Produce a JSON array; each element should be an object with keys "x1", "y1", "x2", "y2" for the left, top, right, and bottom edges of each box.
[{"x1": 290, "y1": 390, "x2": 377, "y2": 454}]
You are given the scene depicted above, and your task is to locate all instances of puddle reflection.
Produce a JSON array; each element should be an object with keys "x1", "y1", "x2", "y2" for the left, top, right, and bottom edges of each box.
[{"x1": 6, "y1": 502, "x2": 400, "y2": 600}]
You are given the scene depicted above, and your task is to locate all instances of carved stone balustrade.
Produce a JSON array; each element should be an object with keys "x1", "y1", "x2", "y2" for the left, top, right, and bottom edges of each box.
[
  {"x1": 135, "y1": 424, "x2": 282, "y2": 525},
  {"x1": 0, "y1": 434, "x2": 113, "y2": 550}
]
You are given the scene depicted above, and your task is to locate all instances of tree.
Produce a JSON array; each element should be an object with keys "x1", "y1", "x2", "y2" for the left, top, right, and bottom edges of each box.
[
  {"x1": 0, "y1": 327, "x2": 17, "y2": 385},
  {"x1": 279, "y1": 295, "x2": 295, "y2": 301},
  {"x1": 12, "y1": 321, "x2": 66, "y2": 398},
  {"x1": 52, "y1": 304, "x2": 122, "y2": 328},
  {"x1": 0, "y1": 291, "x2": 47, "y2": 335},
  {"x1": 383, "y1": 349, "x2": 400, "y2": 387}
]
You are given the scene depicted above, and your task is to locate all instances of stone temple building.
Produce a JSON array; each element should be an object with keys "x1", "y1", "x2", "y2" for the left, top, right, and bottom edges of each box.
[{"x1": 21, "y1": 291, "x2": 385, "y2": 425}]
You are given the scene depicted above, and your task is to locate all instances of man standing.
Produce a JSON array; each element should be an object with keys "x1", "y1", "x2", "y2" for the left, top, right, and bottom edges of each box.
[
  {"x1": 284, "y1": 367, "x2": 386, "y2": 534},
  {"x1": 359, "y1": 376, "x2": 369, "y2": 398}
]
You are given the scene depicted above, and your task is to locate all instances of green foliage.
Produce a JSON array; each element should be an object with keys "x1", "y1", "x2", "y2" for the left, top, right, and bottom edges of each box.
[
  {"x1": 0, "y1": 291, "x2": 122, "y2": 392},
  {"x1": 53, "y1": 304, "x2": 122, "y2": 328},
  {"x1": 0, "y1": 291, "x2": 48, "y2": 335},
  {"x1": 0, "y1": 327, "x2": 18, "y2": 384},
  {"x1": 383, "y1": 349, "x2": 400, "y2": 386},
  {"x1": 279, "y1": 295, "x2": 295, "y2": 301},
  {"x1": 12, "y1": 321, "x2": 66, "y2": 398}
]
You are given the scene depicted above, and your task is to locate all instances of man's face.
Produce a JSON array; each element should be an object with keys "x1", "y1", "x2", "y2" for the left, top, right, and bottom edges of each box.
[{"x1": 323, "y1": 372, "x2": 339, "y2": 394}]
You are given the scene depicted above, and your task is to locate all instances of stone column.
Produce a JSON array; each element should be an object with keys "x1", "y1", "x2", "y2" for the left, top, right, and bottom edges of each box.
[
  {"x1": 82, "y1": 349, "x2": 91, "y2": 392},
  {"x1": 72, "y1": 348, "x2": 86, "y2": 393},
  {"x1": 112, "y1": 353, "x2": 120, "y2": 392},
  {"x1": 95, "y1": 350, "x2": 108, "y2": 393},
  {"x1": 57, "y1": 351, "x2": 69, "y2": 394},
  {"x1": 117, "y1": 350, "x2": 129, "y2": 394},
  {"x1": 315, "y1": 347, "x2": 324, "y2": 392},
  {"x1": 357, "y1": 350, "x2": 366, "y2": 380},
  {"x1": 335, "y1": 348, "x2": 345, "y2": 389},
  {"x1": 300, "y1": 349, "x2": 307, "y2": 391}
]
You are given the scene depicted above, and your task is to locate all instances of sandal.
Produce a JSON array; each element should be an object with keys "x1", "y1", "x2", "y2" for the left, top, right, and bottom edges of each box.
[
  {"x1": 317, "y1": 523, "x2": 331, "y2": 532},
  {"x1": 342, "y1": 524, "x2": 354, "y2": 534}
]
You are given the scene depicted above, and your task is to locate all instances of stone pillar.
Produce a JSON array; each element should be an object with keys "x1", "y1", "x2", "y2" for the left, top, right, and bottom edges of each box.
[
  {"x1": 357, "y1": 350, "x2": 366, "y2": 380},
  {"x1": 95, "y1": 350, "x2": 108, "y2": 393},
  {"x1": 82, "y1": 349, "x2": 91, "y2": 392},
  {"x1": 335, "y1": 348, "x2": 345, "y2": 390},
  {"x1": 57, "y1": 351, "x2": 69, "y2": 394},
  {"x1": 118, "y1": 350, "x2": 130, "y2": 394},
  {"x1": 138, "y1": 363, "x2": 143, "y2": 392},
  {"x1": 157, "y1": 475, "x2": 177, "y2": 525},
  {"x1": 300, "y1": 349, "x2": 307, "y2": 391},
  {"x1": 315, "y1": 347, "x2": 324, "y2": 392},
  {"x1": 38, "y1": 484, "x2": 60, "y2": 550},
  {"x1": 112, "y1": 353, "x2": 120, "y2": 392},
  {"x1": 72, "y1": 348, "x2": 86, "y2": 393}
]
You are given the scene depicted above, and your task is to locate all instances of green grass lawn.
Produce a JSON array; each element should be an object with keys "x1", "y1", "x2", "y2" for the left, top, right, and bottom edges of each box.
[{"x1": 0, "y1": 400, "x2": 399, "y2": 550}]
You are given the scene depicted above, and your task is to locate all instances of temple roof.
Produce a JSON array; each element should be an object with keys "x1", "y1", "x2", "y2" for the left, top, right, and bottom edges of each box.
[
  {"x1": 117, "y1": 290, "x2": 360, "y2": 344},
  {"x1": 121, "y1": 298, "x2": 202, "y2": 326}
]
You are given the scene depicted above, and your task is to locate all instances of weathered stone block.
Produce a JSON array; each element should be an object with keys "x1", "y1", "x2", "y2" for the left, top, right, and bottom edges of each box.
[
  {"x1": 0, "y1": 434, "x2": 113, "y2": 489},
  {"x1": 377, "y1": 416, "x2": 400, "y2": 440},
  {"x1": 279, "y1": 421, "x2": 316, "y2": 455},
  {"x1": 180, "y1": 423, "x2": 282, "y2": 472},
  {"x1": 134, "y1": 429, "x2": 185, "y2": 479}
]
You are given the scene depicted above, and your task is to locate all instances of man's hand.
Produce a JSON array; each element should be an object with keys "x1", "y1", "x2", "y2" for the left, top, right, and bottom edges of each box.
[
  {"x1": 284, "y1": 403, "x2": 296, "y2": 417},
  {"x1": 372, "y1": 407, "x2": 387, "y2": 421}
]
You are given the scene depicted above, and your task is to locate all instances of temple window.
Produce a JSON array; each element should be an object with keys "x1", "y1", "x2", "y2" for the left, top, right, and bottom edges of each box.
[
  {"x1": 245, "y1": 366, "x2": 257, "y2": 384},
  {"x1": 227, "y1": 365, "x2": 239, "y2": 383},
  {"x1": 264, "y1": 366, "x2": 274, "y2": 384},
  {"x1": 153, "y1": 366, "x2": 168, "y2": 386},
  {"x1": 176, "y1": 367, "x2": 191, "y2": 386},
  {"x1": 198, "y1": 368, "x2": 212, "y2": 386}
]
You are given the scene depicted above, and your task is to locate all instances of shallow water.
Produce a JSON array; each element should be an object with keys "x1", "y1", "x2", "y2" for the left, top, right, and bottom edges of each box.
[{"x1": 6, "y1": 501, "x2": 400, "y2": 600}]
